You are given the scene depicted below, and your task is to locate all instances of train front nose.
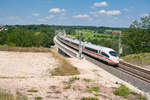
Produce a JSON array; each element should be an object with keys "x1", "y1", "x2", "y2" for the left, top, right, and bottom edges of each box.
[{"x1": 112, "y1": 56, "x2": 120, "y2": 64}]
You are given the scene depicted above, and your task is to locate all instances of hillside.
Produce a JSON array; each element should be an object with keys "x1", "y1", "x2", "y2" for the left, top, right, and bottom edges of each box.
[
  {"x1": 0, "y1": 48, "x2": 144, "y2": 100},
  {"x1": 122, "y1": 53, "x2": 150, "y2": 70}
]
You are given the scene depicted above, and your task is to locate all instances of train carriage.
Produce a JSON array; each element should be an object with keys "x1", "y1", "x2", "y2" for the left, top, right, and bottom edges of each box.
[{"x1": 57, "y1": 34, "x2": 119, "y2": 66}]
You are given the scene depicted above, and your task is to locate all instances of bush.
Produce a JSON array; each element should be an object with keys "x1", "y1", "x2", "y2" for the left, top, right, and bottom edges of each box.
[
  {"x1": 113, "y1": 85, "x2": 130, "y2": 98},
  {"x1": 27, "y1": 89, "x2": 38, "y2": 93},
  {"x1": 81, "y1": 97, "x2": 99, "y2": 100},
  {"x1": 35, "y1": 96, "x2": 42, "y2": 100},
  {"x1": 87, "y1": 86, "x2": 100, "y2": 92},
  {"x1": 69, "y1": 76, "x2": 80, "y2": 83}
]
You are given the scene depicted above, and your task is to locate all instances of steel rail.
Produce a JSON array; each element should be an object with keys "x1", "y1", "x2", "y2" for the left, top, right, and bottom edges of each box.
[{"x1": 55, "y1": 36, "x2": 150, "y2": 83}]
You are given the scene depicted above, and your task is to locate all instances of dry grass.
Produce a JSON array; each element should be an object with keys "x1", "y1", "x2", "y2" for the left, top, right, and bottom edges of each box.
[
  {"x1": 87, "y1": 86, "x2": 100, "y2": 92},
  {"x1": 81, "y1": 97, "x2": 99, "y2": 100},
  {"x1": 34, "y1": 96, "x2": 42, "y2": 100},
  {"x1": 122, "y1": 53, "x2": 150, "y2": 67},
  {"x1": 27, "y1": 89, "x2": 38, "y2": 93},
  {"x1": 0, "y1": 45, "x2": 79, "y2": 76},
  {"x1": 0, "y1": 90, "x2": 27, "y2": 100},
  {"x1": 83, "y1": 78, "x2": 91, "y2": 82},
  {"x1": 0, "y1": 46, "x2": 51, "y2": 52},
  {"x1": 50, "y1": 49, "x2": 80, "y2": 76}
]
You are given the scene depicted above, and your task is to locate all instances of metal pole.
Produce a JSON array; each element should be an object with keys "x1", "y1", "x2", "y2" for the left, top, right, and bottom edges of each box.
[
  {"x1": 79, "y1": 32, "x2": 82, "y2": 59},
  {"x1": 119, "y1": 31, "x2": 122, "y2": 57}
]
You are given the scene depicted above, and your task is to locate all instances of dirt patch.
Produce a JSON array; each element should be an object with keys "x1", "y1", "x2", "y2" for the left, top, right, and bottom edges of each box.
[{"x1": 0, "y1": 51, "x2": 144, "y2": 100}]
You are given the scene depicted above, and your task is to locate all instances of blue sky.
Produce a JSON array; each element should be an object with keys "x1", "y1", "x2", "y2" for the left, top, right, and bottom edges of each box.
[{"x1": 0, "y1": 0, "x2": 150, "y2": 27}]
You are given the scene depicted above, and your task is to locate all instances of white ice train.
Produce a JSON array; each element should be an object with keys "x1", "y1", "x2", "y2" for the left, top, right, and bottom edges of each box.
[{"x1": 57, "y1": 34, "x2": 120, "y2": 66}]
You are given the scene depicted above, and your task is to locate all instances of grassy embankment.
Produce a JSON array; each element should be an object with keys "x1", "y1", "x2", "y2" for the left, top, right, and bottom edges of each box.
[
  {"x1": 0, "y1": 45, "x2": 51, "y2": 52},
  {"x1": 122, "y1": 53, "x2": 150, "y2": 67},
  {"x1": 50, "y1": 49, "x2": 80, "y2": 76},
  {"x1": 113, "y1": 84, "x2": 145, "y2": 99},
  {"x1": 0, "y1": 45, "x2": 80, "y2": 76},
  {"x1": 0, "y1": 46, "x2": 79, "y2": 99},
  {"x1": 0, "y1": 91, "x2": 27, "y2": 100}
]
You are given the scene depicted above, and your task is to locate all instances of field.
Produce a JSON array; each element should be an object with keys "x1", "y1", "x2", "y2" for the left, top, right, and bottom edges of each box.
[
  {"x1": 67, "y1": 29, "x2": 120, "y2": 52},
  {"x1": 122, "y1": 53, "x2": 150, "y2": 69},
  {"x1": 69, "y1": 30, "x2": 119, "y2": 40},
  {"x1": 0, "y1": 47, "x2": 144, "y2": 100}
]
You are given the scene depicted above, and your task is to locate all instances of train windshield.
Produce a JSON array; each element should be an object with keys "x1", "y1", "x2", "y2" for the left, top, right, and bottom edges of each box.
[{"x1": 109, "y1": 51, "x2": 117, "y2": 57}]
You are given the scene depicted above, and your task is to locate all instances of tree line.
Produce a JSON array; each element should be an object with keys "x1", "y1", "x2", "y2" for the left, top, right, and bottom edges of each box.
[
  {"x1": 0, "y1": 13, "x2": 149, "y2": 56},
  {"x1": 122, "y1": 13, "x2": 150, "y2": 56},
  {"x1": 0, "y1": 25, "x2": 124, "y2": 48},
  {"x1": 0, "y1": 26, "x2": 55, "y2": 48}
]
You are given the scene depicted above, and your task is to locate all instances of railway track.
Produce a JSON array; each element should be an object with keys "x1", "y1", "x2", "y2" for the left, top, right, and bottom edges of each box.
[
  {"x1": 55, "y1": 36, "x2": 150, "y2": 84},
  {"x1": 118, "y1": 62, "x2": 150, "y2": 83}
]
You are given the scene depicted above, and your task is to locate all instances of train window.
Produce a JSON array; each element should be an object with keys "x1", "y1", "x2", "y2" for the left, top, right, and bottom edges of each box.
[
  {"x1": 101, "y1": 52, "x2": 109, "y2": 58},
  {"x1": 72, "y1": 42, "x2": 79, "y2": 46},
  {"x1": 98, "y1": 50, "x2": 101, "y2": 54},
  {"x1": 85, "y1": 47, "x2": 98, "y2": 53},
  {"x1": 65, "y1": 40, "x2": 69, "y2": 42},
  {"x1": 109, "y1": 51, "x2": 117, "y2": 57}
]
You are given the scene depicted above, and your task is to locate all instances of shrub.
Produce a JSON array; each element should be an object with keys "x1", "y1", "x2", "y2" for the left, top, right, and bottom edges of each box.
[
  {"x1": 0, "y1": 90, "x2": 28, "y2": 100},
  {"x1": 87, "y1": 86, "x2": 100, "y2": 92},
  {"x1": 83, "y1": 78, "x2": 91, "y2": 82},
  {"x1": 64, "y1": 85, "x2": 71, "y2": 89},
  {"x1": 69, "y1": 76, "x2": 80, "y2": 83},
  {"x1": 27, "y1": 89, "x2": 38, "y2": 93},
  {"x1": 81, "y1": 97, "x2": 98, "y2": 100},
  {"x1": 35, "y1": 96, "x2": 42, "y2": 100}
]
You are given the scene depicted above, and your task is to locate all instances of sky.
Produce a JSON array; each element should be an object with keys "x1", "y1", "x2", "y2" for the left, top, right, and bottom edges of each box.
[{"x1": 0, "y1": 0, "x2": 150, "y2": 27}]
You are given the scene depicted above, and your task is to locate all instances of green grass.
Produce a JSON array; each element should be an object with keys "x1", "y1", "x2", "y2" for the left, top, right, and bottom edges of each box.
[
  {"x1": 87, "y1": 86, "x2": 100, "y2": 92},
  {"x1": 113, "y1": 84, "x2": 145, "y2": 99},
  {"x1": 27, "y1": 89, "x2": 38, "y2": 93},
  {"x1": 69, "y1": 76, "x2": 80, "y2": 83},
  {"x1": 83, "y1": 78, "x2": 91, "y2": 82},
  {"x1": 64, "y1": 84, "x2": 71, "y2": 89},
  {"x1": 68, "y1": 29, "x2": 119, "y2": 52},
  {"x1": 34, "y1": 96, "x2": 42, "y2": 100},
  {"x1": 0, "y1": 90, "x2": 28, "y2": 100},
  {"x1": 113, "y1": 84, "x2": 130, "y2": 98},
  {"x1": 81, "y1": 97, "x2": 99, "y2": 100},
  {"x1": 70, "y1": 30, "x2": 119, "y2": 41}
]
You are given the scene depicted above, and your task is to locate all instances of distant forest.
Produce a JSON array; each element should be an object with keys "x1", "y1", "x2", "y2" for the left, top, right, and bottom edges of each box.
[
  {"x1": 0, "y1": 25, "x2": 125, "y2": 48},
  {"x1": 0, "y1": 13, "x2": 150, "y2": 56}
]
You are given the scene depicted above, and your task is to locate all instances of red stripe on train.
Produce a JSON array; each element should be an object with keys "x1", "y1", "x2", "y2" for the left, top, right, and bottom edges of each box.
[{"x1": 58, "y1": 37, "x2": 119, "y2": 64}]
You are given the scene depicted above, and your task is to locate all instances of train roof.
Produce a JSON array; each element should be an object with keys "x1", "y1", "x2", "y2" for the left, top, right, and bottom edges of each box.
[
  {"x1": 58, "y1": 34, "x2": 116, "y2": 53},
  {"x1": 83, "y1": 42, "x2": 114, "y2": 52}
]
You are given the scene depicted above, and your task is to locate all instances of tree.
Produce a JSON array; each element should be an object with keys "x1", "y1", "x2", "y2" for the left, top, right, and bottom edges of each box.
[{"x1": 122, "y1": 13, "x2": 150, "y2": 55}]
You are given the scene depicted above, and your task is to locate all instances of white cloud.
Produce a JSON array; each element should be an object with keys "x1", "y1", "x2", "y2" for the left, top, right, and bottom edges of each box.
[
  {"x1": 72, "y1": 14, "x2": 90, "y2": 18},
  {"x1": 49, "y1": 8, "x2": 65, "y2": 13},
  {"x1": 92, "y1": 1, "x2": 108, "y2": 8},
  {"x1": 98, "y1": 10, "x2": 106, "y2": 14},
  {"x1": 91, "y1": 10, "x2": 121, "y2": 16},
  {"x1": 46, "y1": 15, "x2": 54, "y2": 19},
  {"x1": 140, "y1": 13, "x2": 149, "y2": 17},
  {"x1": 106, "y1": 10, "x2": 120, "y2": 15},
  {"x1": 38, "y1": 18, "x2": 46, "y2": 22},
  {"x1": 123, "y1": 8, "x2": 129, "y2": 12},
  {"x1": 32, "y1": 13, "x2": 39, "y2": 17}
]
